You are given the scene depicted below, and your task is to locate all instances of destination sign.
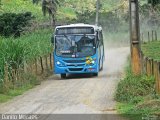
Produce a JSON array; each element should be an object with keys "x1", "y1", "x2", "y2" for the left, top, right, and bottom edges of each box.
[{"x1": 56, "y1": 27, "x2": 94, "y2": 35}]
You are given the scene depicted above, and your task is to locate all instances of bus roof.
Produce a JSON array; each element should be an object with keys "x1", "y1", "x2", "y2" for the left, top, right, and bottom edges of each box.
[{"x1": 55, "y1": 23, "x2": 102, "y2": 31}]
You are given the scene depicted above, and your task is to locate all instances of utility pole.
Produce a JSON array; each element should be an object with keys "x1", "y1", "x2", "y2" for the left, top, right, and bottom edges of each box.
[
  {"x1": 95, "y1": 0, "x2": 100, "y2": 25},
  {"x1": 129, "y1": 0, "x2": 141, "y2": 75}
]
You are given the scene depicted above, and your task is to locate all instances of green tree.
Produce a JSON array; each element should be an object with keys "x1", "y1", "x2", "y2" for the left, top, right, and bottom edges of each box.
[
  {"x1": 148, "y1": 0, "x2": 160, "y2": 7},
  {"x1": 33, "y1": 0, "x2": 60, "y2": 27},
  {"x1": 0, "y1": 0, "x2": 2, "y2": 7}
]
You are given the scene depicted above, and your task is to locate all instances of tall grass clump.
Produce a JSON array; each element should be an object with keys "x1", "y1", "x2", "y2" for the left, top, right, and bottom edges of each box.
[
  {"x1": 17, "y1": 29, "x2": 53, "y2": 61},
  {"x1": 115, "y1": 63, "x2": 155, "y2": 104},
  {"x1": 115, "y1": 60, "x2": 160, "y2": 118},
  {"x1": 0, "y1": 29, "x2": 53, "y2": 94}
]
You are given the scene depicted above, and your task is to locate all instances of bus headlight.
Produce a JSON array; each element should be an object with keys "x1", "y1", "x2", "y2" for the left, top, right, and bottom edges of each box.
[
  {"x1": 56, "y1": 61, "x2": 61, "y2": 65},
  {"x1": 56, "y1": 61, "x2": 65, "y2": 67},
  {"x1": 91, "y1": 60, "x2": 95, "y2": 64}
]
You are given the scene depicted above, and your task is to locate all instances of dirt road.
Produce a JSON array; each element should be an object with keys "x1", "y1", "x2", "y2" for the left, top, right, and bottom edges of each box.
[{"x1": 0, "y1": 47, "x2": 129, "y2": 114}]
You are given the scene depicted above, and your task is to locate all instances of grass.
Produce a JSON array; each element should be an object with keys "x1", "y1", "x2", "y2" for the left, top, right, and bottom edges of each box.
[
  {"x1": 115, "y1": 64, "x2": 155, "y2": 104},
  {"x1": 115, "y1": 62, "x2": 160, "y2": 119},
  {"x1": 0, "y1": 84, "x2": 34, "y2": 103},
  {"x1": 115, "y1": 41, "x2": 160, "y2": 119},
  {"x1": 0, "y1": 28, "x2": 53, "y2": 102},
  {"x1": 0, "y1": 28, "x2": 53, "y2": 83},
  {"x1": 16, "y1": 29, "x2": 53, "y2": 61},
  {"x1": 0, "y1": 94, "x2": 12, "y2": 103},
  {"x1": 142, "y1": 41, "x2": 160, "y2": 61},
  {"x1": 0, "y1": 0, "x2": 46, "y2": 21},
  {"x1": 0, "y1": 28, "x2": 53, "y2": 63},
  {"x1": 0, "y1": 71, "x2": 44, "y2": 103}
]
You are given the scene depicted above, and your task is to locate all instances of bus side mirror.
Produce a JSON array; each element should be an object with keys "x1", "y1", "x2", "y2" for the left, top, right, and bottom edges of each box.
[
  {"x1": 96, "y1": 32, "x2": 100, "y2": 41},
  {"x1": 51, "y1": 36, "x2": 54, "y2": 44},
  {"x1": 98, "y1": 33, "x2": 100, "y2": 41}
]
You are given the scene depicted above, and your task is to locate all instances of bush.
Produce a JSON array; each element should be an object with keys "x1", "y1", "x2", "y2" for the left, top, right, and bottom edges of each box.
[
  {"x1": 0, "y1": 12, "x2": 34, "y2": 37},
  {"x1": 115, "y1": 65, "x2": 155, "y2": 104}
]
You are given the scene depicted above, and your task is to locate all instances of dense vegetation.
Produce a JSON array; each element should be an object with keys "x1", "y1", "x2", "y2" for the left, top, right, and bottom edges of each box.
[
  {"x1": 0, "y1": 12, "x2": 34, "y2": 37},
  {"x1": 115, "y1": 63, "x2": 160, "y2": 119},
  {"x1": 115, "y1": 69, "x2": 154, "y2": 103},
  {"x1": 142, "y1": 41, "x2": 160, "y2": 61},
  {"x1": 0, "y1": 29, "x2": 52, "y2": 93},
  {"x1": 148, "y1": 0, "x2": 160, "y2": 7}
]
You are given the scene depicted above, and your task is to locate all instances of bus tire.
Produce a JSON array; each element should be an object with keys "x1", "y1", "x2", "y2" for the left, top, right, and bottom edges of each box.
[
  {"x1": 61, "y1": 74, "x2": 66, "y2": 79},
  {"x1": 93, "y1": 73, "x2": 98, "y2": 77}
]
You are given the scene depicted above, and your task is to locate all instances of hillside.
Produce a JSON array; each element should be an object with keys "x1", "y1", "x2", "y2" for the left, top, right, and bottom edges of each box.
[
  {"x1": 0, "y1": 0, "x2": 45, "y2": 21},
  {"x1": 0, "y1": 0, "x2": 130, "y2": 25}
]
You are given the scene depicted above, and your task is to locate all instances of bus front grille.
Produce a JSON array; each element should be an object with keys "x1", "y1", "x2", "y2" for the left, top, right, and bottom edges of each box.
[
  {"x1": 66, "y1": 64, "x2": 85, "y2": 67},
  {"x1": 64, "y1": 60, "x2": 86, "y2": 63},
  {"x1": 68, "y1": 68, "x2": 83, "y2": 71}
]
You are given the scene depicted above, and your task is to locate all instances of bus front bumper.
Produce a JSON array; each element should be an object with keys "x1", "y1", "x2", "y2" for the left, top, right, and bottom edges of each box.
[{"x1": 54, "y1": 65, "x2": 99, "y2": 74}]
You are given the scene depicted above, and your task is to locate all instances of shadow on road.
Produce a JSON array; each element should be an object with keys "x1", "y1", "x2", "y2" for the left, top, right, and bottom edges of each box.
[
  {"x1": 54, "y1": 73, "x2": 99, "y2": 80},
  {"x1": 50, "y1": 73, "x2": 100, "y2": 80},
  {"x1": 67, "y1": 73, "x2": 93, "y2": 79}
]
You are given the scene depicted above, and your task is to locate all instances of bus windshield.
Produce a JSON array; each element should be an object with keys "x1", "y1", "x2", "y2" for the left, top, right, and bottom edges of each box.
[{"x1": 55, "y1": 35, "x2": 96, "y2": 58}]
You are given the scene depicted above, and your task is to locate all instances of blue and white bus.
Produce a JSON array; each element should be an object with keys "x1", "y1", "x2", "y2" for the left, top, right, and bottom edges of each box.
[{"x1": 52, "y1": 23, "x2": 104, "y2": 78}]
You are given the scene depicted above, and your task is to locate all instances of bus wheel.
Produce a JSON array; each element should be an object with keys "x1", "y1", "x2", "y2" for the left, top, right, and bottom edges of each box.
[
  {"x1": 93, "y1": 73, "x2": 98, "y2": 77},
  {"x1": 61, "y1": 74, "x2": 66, "y2": 79}
]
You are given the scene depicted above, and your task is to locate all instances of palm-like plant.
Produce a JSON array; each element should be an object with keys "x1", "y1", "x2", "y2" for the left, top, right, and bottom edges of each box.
[{"x1": 33, "y1": 0, "x2": 60, "y2": 27}]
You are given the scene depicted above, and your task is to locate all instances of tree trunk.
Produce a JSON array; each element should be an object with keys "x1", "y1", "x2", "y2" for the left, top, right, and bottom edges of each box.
[
  {"x1": 51, "y1": 14, "x2": 55, "y2": 28},
  {"x1": 129, "y1": 0, "x2": 141, "y2": 75},
  {"x1": 40, "y1": 57, "x2": 44, "y2": 73}
]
